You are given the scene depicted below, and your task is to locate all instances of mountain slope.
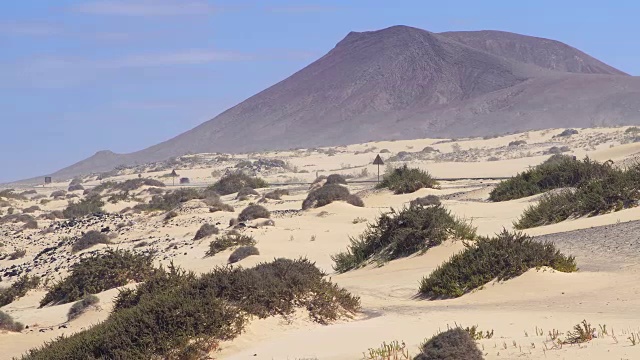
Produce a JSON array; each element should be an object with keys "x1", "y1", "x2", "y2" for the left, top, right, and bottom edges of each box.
[
  {"x1": 439, "y1": 30, "x2": 628, "y2": 76},
  {"x1": 48, "y1": 25, "x2": 640, "y2": 179}
]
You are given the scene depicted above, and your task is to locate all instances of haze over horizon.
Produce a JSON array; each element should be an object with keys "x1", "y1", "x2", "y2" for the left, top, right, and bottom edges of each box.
[{"x1": 2, "y1": 1, "x2": 640, "y2": 182}]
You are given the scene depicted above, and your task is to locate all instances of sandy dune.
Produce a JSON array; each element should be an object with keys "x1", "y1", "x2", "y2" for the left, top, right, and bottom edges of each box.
[{"x1": 1, "y1": 126, "x2": 640, "y2": 359}]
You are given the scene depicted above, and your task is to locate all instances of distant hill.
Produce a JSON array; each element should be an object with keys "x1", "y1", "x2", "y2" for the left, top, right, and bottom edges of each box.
[{"x1": 46, "y1": 25, "x2": 640, "y2": 180}]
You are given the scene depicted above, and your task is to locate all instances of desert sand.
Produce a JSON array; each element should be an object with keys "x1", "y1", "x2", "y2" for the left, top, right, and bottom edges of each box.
[{"x1": 1, "y1": 126, "x2": 640, "y2": 359}]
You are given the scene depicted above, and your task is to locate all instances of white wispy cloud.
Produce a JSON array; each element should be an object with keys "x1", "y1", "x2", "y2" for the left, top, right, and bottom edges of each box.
[{"x1": 71, "y1": 0, "x2": 215, "y2": 16}]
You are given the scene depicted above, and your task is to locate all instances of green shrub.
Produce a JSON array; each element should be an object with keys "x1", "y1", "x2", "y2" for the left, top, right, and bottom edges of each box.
[
  {"x1": 163, "y1": 210, "x2": 178, "y2": 221},
  {"x1": 325, "y1": 174, "x2": 347, "y2": 185},
  {"x1": 113, "y1": 178, "x2": 165, "y2": 192},
  {"x1": 514, "y1": 164, "x2": 640, "y2": 229},
  {"x1": 22, "y1": 206, "x2": 40, "y2": 213},
  {"x1": 9, "y1": 248, "x2": 27, "y2": 260},
  {"x1": 22, "y1": 259, "x2": 359, "y2": 359},
  {"x1": 625, "y1": 126, "x2": 640, "y2": 134},
  {"x1": 63, "y1": 195, "x2": 105, "y2": 218},
  {"x1": 415, "y1": 328, "x2": 483, "y2": 360},
  {"x1": 0, "y1": 274, "x2": 40, "y2": 307},
  {"x1": 489, "y1": 156, "x2": 614, "y2": 202},
  {"x1": 410, "y1": 195, "x2": 441, "y2": 207},
  {"x1": 228, "y1": 246, "x2": 260, "y2": 263},
  {"x1": 0, "y1": 189, "x2": 26, "y2": 201},
  {"x1": 508, "y1": 140, "x2": 527, "y2": 147},
  {"x1": 419, "y1": 230, "x2": 577, "y2": 298},
  {"x1": 50, "y1": 190, "x2": 67, "y2": 198},
  {"x1": 332, "y1": 205, "x2": 475, "y2": 273},
  {"x1": 193, "y1": 224, "x2": 219, "y2": 240},
  {"x1": 238, "y1": 204, "x2": 270, "y2": 222},
  {"x1": 23, "y1": 219, "x2": 38, "y2": 229},
  {"x1": 235, "y1": 186, "x2": 259, "y2": 199},
  {"x1": 302, "y1": 184, "x2": 364, "y2": 210},
  {"x1": 135, "y1": 188, "x2": 203, "y2": 212},
  {"x1": 209, "y1": 203, "x2": 234, "y2": 213},
  {"x1": 205, "y1": 233, "x2": 256, "y2": 257},
  {"x1": 0, "y1": 310, "x2": 24, "y2": 332},
  {"x1": 113, "y1": 258, "x2": 359, "y2": 324},
  {"x1": 72, "y1": 230, "x2": 110, "y2": 253},
  {"x1": 40, "y1": 250, "x2": 154, "y2": 307},
  {"x1": 68, "y1": 184, "x2": 84, "y2": 192},
  {"x1": 209, "y1": 173, "x2": 268, "y2": 195},
  {"x1": 67, "y1": 295, "x2": 100, "y2": 321},
  {"x1": 263, "y1": 189, "x2": 290, "y2": 200},
  {"x1": 376, "y1": 165, "x2": 438, "y2": 194}
]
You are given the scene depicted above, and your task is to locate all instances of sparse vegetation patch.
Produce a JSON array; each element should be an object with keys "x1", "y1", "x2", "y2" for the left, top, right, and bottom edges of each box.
[
  {"x1": 415, "y1": 328, "x2": 483, "y2": 360},
  {"x1": 376, "y1": 164, "x2": 438, "y2": 194},
  {"x1": 332, "y1": 205, "x2": 475, "y2": 272},
  {"x1": 25, "y1": 259, "x2": 359, "y2": 359},
  {"x1": 40, "y1": 249, "x2": 155, "y2": 307},
  {"x1": 72, "y1": 230, "x2": 111, "y2": 253},
  {"x1": 208, "y1": 173, "x2": 268, "y2": 195},
  {"x1": 514, "y1": 163, "x2": 640, "y2": 228},
  {"x1": 302, "y1": 184, "x2": 364, "y2": 210},
  {"x1": 418, "y1": 230, "x2": 577, "y2": 298},
  {"x1": 489, "y1": 156, "x2": 614, "y2": 202},
  {"x1": 205, "y1": 233, "x2": 256, "y2": 257}
]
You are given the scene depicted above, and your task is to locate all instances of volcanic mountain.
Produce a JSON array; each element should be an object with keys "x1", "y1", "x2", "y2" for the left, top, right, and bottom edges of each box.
[{"x1": 51, "y1": 25, "x2": 640, "y2": 178}]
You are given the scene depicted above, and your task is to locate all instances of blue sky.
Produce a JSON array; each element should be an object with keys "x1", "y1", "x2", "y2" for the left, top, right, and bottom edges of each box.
[{"x1": 1, "y1": 0, "x2": 639, "y2": 182}]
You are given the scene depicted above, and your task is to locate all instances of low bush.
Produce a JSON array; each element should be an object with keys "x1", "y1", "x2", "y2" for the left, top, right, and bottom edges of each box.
[
  {"x1": 135, "y1": 188, "x2": 203, "y2": 212},
  {"x1": 514, "y1": 164, "x2": 640, "y2": 228},
  {"x1": 489, "y1": 156, "x2": 614, "y2": 202},
  {"x1": 113, "y1": 178, "x2": 165, "y2": 192},
  {"x1": 0, "y1": 310, "x2": 24, "y2": 332},
  {"x1": 236, "y1": 186, "x2": 259, "y2": 199},
  {"x1": 67, "y1": 295, "x2": 100, "y2": 321},
  {"x1": 163, "y1": 210, "x2": 178, "y2": 221},
  {"x1": 376, "y1": 165, "x2": 438, "y2": 194},
  {"x1": 508, "y1": 140, "x2": 527, "y2": 147},
  {"x1": 72, "y1": 230, "x2": 110, "y2": 253},
  {"x1": 22, "y1": 259, "x2": 359, "y2": 359},
  {"x1": 209, "y1": 203, "x2": 234, "y2": 213},
  {"x1": 194, "y1": 224, "x2": 219, "y2": 240},
  {"x1": 228, "y1": 246, "x2": 260, "y2": 263},
  {"x1": 325, "y1": 174, "x2": 347, "y2": 185},
  {"x1": 546, "y1": 145, "x2": 571, "y2": 155},
  {"x1": 332, "y1": 205, "x2": 475, "y2": 272},
  {"x1": 22, "y1": 206, "x2": 40, "y2": 213},
  {"x1": 0, "y1": 189, "x2": 26, "y2": 201},
  {"x1": 263, "y1": 189, "x2": 290, "y2": 200},
  {"x1": 63, "y1": 195, "x2": 105, "y2": 218},
  {"x1": 50, "y1": 190, "x2": 67, "y2": 198},
  {"x1": 555, "y1": 128, "x2": 579, "y2": 137},
  {"x1": 40, "y1": 210, "x2": 64, "y2": 220},
  {"x1": 418, "y1": 230, "x2": 577, "y2": 298},
  {"x1": 40, "y1": 250, "x2": 155, "y2": 307},
  {"x1": 410, "y1": 195, "x2": 441, "y2": 207},
  {"x1": 302, "y1": 184, "x2": 364, "y2": 210},
  {"x1": 9, "y1": 249, "x2": 27, "y2": 260},
  {"x1": 238, "y1": 204, "x2": 270, "y2": 222},
  {"x1": 68, "y1": 184, "x2": 84, "y2": 192},
  {"x1": 415, "y1": 328, "x2": 483, "y2": 360},
  {"x1": 23, "y1": 219, "x2": 38, "y2": 229},
  {"x1": 205, "y1": 233, "x2": 256, "y2": 257},
  {"x1": 208, "y1": 173, "x2": 268, "y2": 195},
  {"x1": 0, "y1": 274, "x2": 40, "y2": 307}
]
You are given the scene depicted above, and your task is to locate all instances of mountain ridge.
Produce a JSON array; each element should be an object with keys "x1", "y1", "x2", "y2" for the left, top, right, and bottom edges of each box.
[{"x1": 38, "y1": 25, "x2": 640, "y2": 180}]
